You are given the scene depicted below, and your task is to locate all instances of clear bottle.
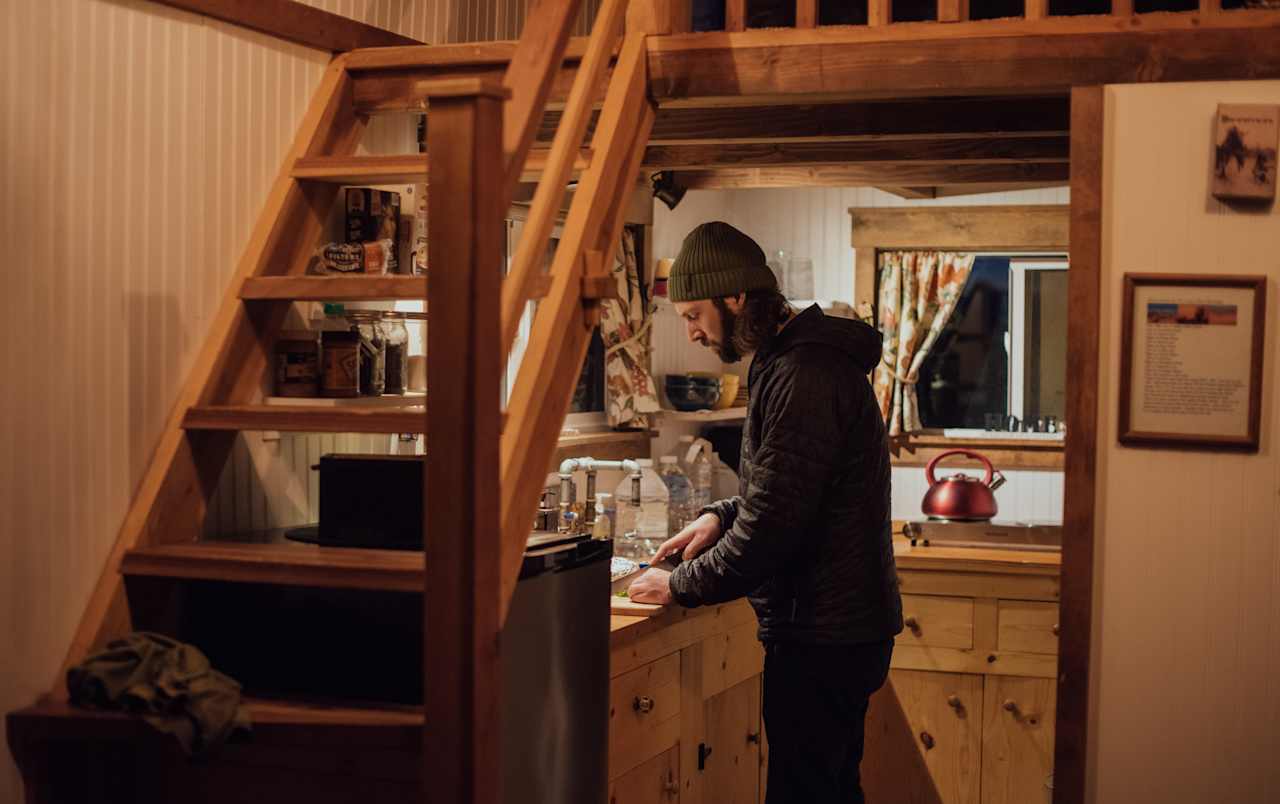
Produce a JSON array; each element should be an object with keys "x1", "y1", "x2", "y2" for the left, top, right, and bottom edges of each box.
[
  {"x1": 687, "y1": 438, "x2": 714, "y2": 513},
  {"x1": 613, "y1": 459, "x2": 669, "y2": 561},
  {"x1": 658, "y1": 455, "x2": 692, "y2": 538}
]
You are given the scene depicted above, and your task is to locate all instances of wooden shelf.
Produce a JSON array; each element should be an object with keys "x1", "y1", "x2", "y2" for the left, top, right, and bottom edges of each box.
[
  {"x1": 122, "y1": 541, "x2": 425, "y2": 592},
  {"x1": 552, "y1": 429, "x2": 651, "y2": 467},
  {"x1": 290, "y1": 150, "x2": 589, "y2": 185},
  {"x1": 658, "y1": 406, "x2": 747, "y2": 423},
  {"x1": 264, "y1": 392, "x2": 426, "y2": 408},
  {"x1": 183, "y1": 404, "x2": 427, "y2": 434},
  {"x1": 241, "y1": 275, "x2": 427, "y2": 301}
]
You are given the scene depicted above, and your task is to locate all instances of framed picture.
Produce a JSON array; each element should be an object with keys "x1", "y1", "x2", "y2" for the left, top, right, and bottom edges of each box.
[
  {"x1": 1211, "y1": 104, "x2": 1278, "y2": 202},
  {"x1": 1119, "y1": 274, "x2": 1267, "y2": 452}
]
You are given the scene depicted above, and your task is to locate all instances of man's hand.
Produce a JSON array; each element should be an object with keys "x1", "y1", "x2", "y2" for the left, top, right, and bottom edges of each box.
[
  {"x1": 652, "y1": 512, "x2": 723, "y2": 564},
  {"x1": 627, "y1": 568, "x2": 673, "y2": 605}
]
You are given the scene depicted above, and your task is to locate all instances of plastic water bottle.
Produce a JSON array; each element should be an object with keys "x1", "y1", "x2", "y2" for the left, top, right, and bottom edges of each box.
[
  {"x1": 614, "y1": 459, "x2": 669, "y2": 561},
  {"x1": 658, "y1": 456, "x2": 692, "y2": 538},
  {"x1": 678, "y1": 436, "x2": 714, "y2": 513}
]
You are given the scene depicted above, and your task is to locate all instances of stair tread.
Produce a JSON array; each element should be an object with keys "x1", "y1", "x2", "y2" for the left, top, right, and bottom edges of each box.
[
  {"x1": 122, "y1": 540, "x2": 424, "y2": 592},
  {"x1": 291, "y1": 149, "x2": 588, "y2": 184},
  {"x1": 183, "y1": 404, "x2": 427, "y2": 434},
  {"x1": 241, "y1": 275, "x2": 427, "y2": 301}
]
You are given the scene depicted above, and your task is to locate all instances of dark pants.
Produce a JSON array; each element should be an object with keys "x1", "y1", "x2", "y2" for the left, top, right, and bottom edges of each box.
[{"x1": 762, "y1": 639, "x2": 894, "y2": 804}]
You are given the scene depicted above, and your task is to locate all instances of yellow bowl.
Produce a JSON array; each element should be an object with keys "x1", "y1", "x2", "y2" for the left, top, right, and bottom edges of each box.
[{"x1": 691, "y1": 372, "x2": 741, "y2": 410}]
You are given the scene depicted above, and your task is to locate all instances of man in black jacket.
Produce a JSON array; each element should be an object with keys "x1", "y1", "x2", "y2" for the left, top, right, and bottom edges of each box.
[{"x1": 628, "y1": 221, "x2": 903, "y2": 804}]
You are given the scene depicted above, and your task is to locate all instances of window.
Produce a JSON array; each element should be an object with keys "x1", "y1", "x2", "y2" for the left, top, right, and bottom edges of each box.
[{"x1": 914, "y1": 255, "x2": 1067, "y2": 431}]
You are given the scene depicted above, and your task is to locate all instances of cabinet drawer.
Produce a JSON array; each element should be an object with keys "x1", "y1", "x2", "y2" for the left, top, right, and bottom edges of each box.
[
  {"x1": 996, "y1": 601, "x2": 1059, "y2": 655},
  {"x1": 609, "y1": 652, "x2": 682, "y2": 779},
  {"x1": 900, "y1": 594, "x2": 974, "y2": 649}
]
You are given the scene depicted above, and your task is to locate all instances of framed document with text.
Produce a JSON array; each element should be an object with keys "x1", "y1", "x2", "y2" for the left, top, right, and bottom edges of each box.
[{"x1": 1119, "y1": 274, "x2": 1266, "y2": 452}]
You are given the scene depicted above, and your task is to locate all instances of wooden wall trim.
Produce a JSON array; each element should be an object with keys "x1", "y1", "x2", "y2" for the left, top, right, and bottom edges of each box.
[
  {"x1": 151, "y1": 0, "x2": 420, "y2": 51},
  {"x1": 1054, "y1": 84, "x2": 1104, "y2": 804},
  {"x1": 850, "y1": 205, "x2": 1070, "y2": 250}
]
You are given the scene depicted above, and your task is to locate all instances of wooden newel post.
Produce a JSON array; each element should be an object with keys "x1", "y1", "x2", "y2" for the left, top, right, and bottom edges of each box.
[{"x1": 423, "y1": 78, "x2": 510, "y2": 804}]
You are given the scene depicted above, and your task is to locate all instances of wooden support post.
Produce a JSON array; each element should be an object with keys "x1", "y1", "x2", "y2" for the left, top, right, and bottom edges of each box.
[
  {"x1": 627, "y1": 0, "x2": 693, "y2": 33},
  {"x1": 1024, "y1": 0, "x2": 1048, "y2": 19},
  {"x1": 938, "y1": 0, "x2": 969, "y2": 22},
  {"x1": 1112, "y1": 0, "x2": 1134, "y2": 15},
  {"x1": 796, "y1": 0, "x2": 819, "y2": 27},
  {"x1": 499, "y1": 0, "x2": 583, "y2": 207},
  {"x1": 726, "y1": 0, "x2": 747, "y2": 31},
  {"x1": 423, "y1": 78, "x2": 509, "y2": 804},
  {"x1": 869, "y1": 0, "x2": 892, "y2": 26},
  {"x1": 1199, "y1": 0, "x2": 1222, "y2": 13}
]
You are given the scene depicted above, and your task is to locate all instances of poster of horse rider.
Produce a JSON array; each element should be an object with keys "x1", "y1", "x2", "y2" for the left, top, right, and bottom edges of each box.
[{"x1": 1212, "y1": 103, "x2": 1278, "y2": 202}]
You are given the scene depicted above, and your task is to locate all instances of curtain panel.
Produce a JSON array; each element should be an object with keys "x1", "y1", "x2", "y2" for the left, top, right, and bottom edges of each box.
[
  {"x1": 601, "y1": 228, "x2": 660, "y2": 429},
  {"x1": 873, "y1": 250, "x2": 976, "y2": 436}
]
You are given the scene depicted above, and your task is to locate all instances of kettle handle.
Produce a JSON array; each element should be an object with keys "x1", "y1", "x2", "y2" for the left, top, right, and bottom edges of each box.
[{"x1": 924, "y1": 449, "x2": 994, "y2": 487}]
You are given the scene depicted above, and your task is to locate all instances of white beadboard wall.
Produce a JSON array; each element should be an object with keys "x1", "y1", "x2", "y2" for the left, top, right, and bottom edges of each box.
[
  {"x1": 650, "y1": 186, "x2": 1070, "y2": 523},
  {"x1": 0, "y1": 1, "x2": 531, "y2": 799},
  {"x1": 1088, "y1": 82, "x2": 1280, "y2": 804}
]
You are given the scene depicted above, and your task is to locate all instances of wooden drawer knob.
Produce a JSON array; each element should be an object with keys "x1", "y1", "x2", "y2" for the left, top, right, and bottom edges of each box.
[
  {"x1": 633, "y1": 695, "x2": 655, "y2": 714},
  {"x1": 1003, "y1": 699, "x2": 1021, "y2": 719},
  {"x1": 1052, "y1": 623, "x2": 1060, "y2": 636},
  {"x1": 904, "y1": 615, "x2": 921, "y2": 635}
]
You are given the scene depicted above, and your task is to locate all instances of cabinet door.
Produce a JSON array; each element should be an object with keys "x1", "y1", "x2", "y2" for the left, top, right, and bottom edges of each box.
[
  {"x1": 610, "y1": 653, "x2": 682, "y2": 779},
  {"x1": 702, "y1": 677, "x2": 762, "y2": 804},
  {"x1": 609, "y1": 746, "x2": 680, "y2": 804},
  {"x1": 981, "y1": 676, "x2": 1056, "y2": 804},
  {"x1": 891, "y1": 669, "x2": 983, "y2": 804}
]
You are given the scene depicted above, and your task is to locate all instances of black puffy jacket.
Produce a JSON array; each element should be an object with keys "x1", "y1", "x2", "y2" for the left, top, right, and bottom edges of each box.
[{"x1": 668, "y1": 305, "x2": 903, "y2": 645}]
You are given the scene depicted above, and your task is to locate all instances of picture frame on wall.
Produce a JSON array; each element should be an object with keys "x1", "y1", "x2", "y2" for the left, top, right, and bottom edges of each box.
[
  {"x1": 1119, "y1": 274, "x2": 1267, "y2": 452},
  {"x1": 1211, "y1": 104, "x2": 1278, "y2": 202}
]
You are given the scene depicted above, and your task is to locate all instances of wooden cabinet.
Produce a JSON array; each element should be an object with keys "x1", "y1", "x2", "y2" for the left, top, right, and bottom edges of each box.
[
  {"x1": 864, "y1": 543, "x2": 1061, "y2": 804},
  {"x1": 891, "y1": 669, "x2": 983, "y2": 804},
  {"x1": 980, "y1": 676, "x2": 1056, "y2": 804},
  {"x1": 609, "y1": 602, "x2": 764, "y2": 804}
]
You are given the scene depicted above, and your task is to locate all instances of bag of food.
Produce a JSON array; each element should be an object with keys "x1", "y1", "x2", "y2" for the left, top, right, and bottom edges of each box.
[{"x1": 308, "y1": 239, "x2": 393, "y2": 275}]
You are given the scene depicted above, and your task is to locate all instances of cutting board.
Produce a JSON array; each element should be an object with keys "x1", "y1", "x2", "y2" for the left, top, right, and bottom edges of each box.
[{"x1": 610, "y1": 597, "x2": 664, "y2": 616}]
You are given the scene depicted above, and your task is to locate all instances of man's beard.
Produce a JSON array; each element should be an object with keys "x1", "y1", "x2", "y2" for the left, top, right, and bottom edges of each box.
[{"x1": 714, "y1": 306, "x2": 744, "y2": 363}]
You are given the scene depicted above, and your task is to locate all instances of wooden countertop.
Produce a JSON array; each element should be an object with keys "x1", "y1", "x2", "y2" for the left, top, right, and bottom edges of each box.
[{"x1": 892, "y1": 536, "x2": 1061, "y2": 575}]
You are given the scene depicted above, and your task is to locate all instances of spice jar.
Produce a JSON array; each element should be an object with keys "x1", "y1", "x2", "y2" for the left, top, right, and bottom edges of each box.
[
  {"x1": 383, "y1": 314, "x2": 410, "y2": 395},
  {"x1": 274, "y1": 331, "x2": 319, "y2": 397},
  {"x1": 350, "y1": 312, "x2": 386, "y2": 396},
  {"x1": 320, "y1": 330, "x2": 361, "y2": 398}
]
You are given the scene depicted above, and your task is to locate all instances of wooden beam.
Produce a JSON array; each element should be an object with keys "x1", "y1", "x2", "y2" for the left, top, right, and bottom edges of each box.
[
  {"x1": 1200, "y1": 0, "x2": 1222, "y2": 12},
  {"x1": 869, "y1": 0, "x2": 892, "y2": 26},
  {"x1": 502, "y1": 0, "x2": 629, "y2": 354},
  {"x1": 1055, "y1": 84, "x2": 1103, "y2": 804},
  {"x1": 541, "y1": 96, "x2": 1071, "y2": 145},
  {"x1": 423, "y1": 79, "x2": 508, "y2": 804},
  {"x1": 797, "y1": 0, "x2": 819, "y2": 27},
  {"x1": 1025, "y1": 0, "x2": 1048, "y2": 19},
  {"x1": 644, "y1": 18, "x2": 1280, "y2": 100},
  {"x1": 150, "y1": 0, "x2": 419, "y2": 51},
  {"x1": 500, "y1": 0, "x2": 584, "y2": 206},
  {"x1": 499, "y1": 33, "x2": 654, "y2": 624},
  {"x1": 642, "y1": 135, "x2": 1069, "y2": 169},
  {"x1": 938, "y1": 0, "x2": 969, "y2": 21},
  {"x1": 674, "y1": 162, "x2": 1069, "y2": 189},
  {"x1": 849, "y1": 204, "x2": 1069, "y2": 249},
  {"x1": 1112, "y1": 0, "x2": 1134, "y2": 15}
]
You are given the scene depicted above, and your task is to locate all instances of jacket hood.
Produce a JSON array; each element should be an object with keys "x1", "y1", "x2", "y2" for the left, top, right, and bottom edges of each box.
[{"x1": 757, "y1": 304, "x2": 882, "y2": 375}]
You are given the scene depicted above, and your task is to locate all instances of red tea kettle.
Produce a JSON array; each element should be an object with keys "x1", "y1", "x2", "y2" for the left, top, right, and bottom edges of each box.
[{"x1": 921, "y1": 449, "x2": 1006, "y2": 521}]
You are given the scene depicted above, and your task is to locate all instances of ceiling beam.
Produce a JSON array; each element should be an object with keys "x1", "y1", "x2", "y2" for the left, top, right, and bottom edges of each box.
[
  {"x1": 645, "y1": 19, "x2": 1280, "y2": 100},
  {"x1": 877, "y1": 186, "x2": 937, "y2": 200},
  {"x1": 642, "y1": 135, "x2": 1068, "y2": 170},
  {"x1": 538, "y1": 96, "x2": 1069, "y2": 144},
  {"x1": 152, "y1": 0, "x2": 420, "y2": 51},
  {"x1": 672, "y1": 162, "x2": 1069, "y2": 189}
]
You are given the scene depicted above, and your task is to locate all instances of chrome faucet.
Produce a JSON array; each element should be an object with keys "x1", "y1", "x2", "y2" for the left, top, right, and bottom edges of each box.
[{"x1": 555, "y1": 457, "x2": 643, "y2": 536}]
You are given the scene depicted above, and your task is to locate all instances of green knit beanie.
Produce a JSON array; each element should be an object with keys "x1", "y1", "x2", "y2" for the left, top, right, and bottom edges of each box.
[{"x1": 668, "y1": 221, "x2": 777, "y2": 303}]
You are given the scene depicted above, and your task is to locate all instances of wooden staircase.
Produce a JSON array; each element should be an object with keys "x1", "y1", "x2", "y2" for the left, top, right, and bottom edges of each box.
[{"x1": 8, "y1": 0, "x2": 655, "y2": 801}]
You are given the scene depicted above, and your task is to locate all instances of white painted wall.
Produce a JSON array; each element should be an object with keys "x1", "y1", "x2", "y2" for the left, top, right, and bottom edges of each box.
[
  {"x1": 1088, "y1": 81, "x2": 1280, "y2": 804},
  {"x1": 651, "y1": 186, "x2": 1070, "y2": 523}
]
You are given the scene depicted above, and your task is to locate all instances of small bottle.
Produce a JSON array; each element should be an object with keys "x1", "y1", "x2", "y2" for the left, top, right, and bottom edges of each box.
[{"x1": 592, "y1": 492, "x2": 615, "y2": 541}]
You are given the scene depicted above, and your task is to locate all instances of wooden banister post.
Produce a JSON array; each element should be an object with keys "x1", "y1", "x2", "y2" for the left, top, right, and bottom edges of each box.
[
  {"x1": 423, "y1": 77, "x2": 509, "y2": 804},
  {"x1": 726, "y1": 0, "x2": 746, "y2": 31},
  {"x1": 797, "y1": 0, "x2": 818, "y2": 27}
]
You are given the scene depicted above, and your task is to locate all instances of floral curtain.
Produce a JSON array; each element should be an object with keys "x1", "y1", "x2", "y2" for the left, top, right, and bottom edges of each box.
[
  {"x1": 601, "y1": 228, "x2": 660, "y2": 429},
  {"x1": 873, "y1": 251, "x2": 975, "y2": 437}
]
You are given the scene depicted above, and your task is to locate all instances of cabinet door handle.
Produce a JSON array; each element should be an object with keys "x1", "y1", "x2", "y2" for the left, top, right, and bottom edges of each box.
[
  {"x1": 919, "y1": 731, "x2": 935, "y2": 751},
  {"x1": 904, "y1": 615, "x2": 921, "y2": 635},
  {"x1": 633, "y1": 695, "x2": 655, "y2": 714}
]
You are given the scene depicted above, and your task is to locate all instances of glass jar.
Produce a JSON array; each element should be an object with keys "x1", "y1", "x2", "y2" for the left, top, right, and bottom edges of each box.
[
  {"x1": 349, "y1": 313, "x2": 386, "y2": 396},
  {"x1": 382, "y1": 314, "x2": 410, "y2": 395}
]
